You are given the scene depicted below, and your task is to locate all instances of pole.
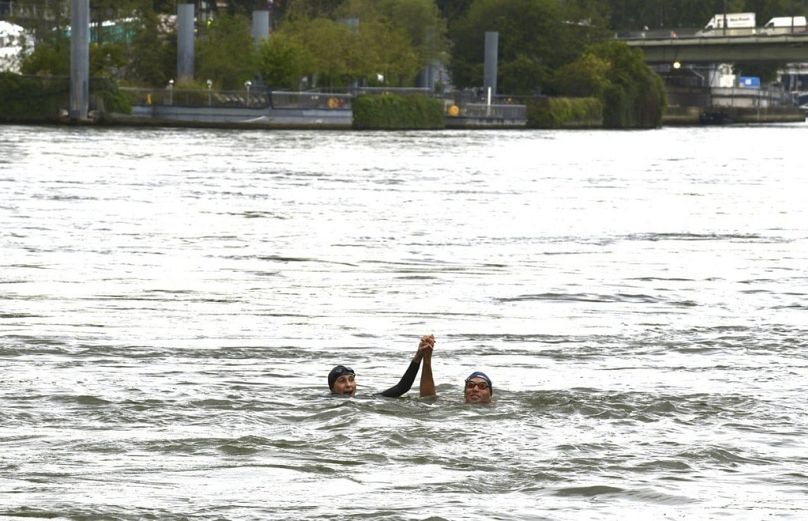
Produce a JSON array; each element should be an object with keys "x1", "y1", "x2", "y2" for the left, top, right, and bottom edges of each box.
[
  {"x1": 177, "y1": 3, "x2": 195, "y2": 82},
  {"x1": 252, "y1": 9, "x2": 270, "y2": 47},
  {"x1": 69, "y1": 0, "x2": 89, "y2": 121},
  {"x1": 483, "y1": 31, "x2": 499, "y2": 97}
]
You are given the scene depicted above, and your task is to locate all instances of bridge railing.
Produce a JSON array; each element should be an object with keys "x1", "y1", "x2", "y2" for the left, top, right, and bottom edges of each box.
[
  {"x1": 619, "y1": 25, "x2": 808, "y2": 40},
  {"x1": 616, "y1": 28, "x2": 700, "y2": 39}
]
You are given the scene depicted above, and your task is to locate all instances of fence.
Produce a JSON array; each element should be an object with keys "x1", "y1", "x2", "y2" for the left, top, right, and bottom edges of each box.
[
  {"x1": 120, "y1": 85, "x2": 530, "y2": 122},
  {"x1": 271, "y1": 91, "x2": 353, "y2": 110},
  {"x1": 711, "y1": 86, "x2": 794, "y2": 108},
  {"x1": 121, "y1": 87, "x2": 433, "y2": 110},
  {"x1": 455, "y1": 102, "x2": 526, "y2": 120},
  {"x1": 121, "y1": 87, "x2": 272, "y2": 108}
]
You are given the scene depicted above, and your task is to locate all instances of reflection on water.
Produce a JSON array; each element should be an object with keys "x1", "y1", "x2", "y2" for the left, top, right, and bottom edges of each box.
[{"x1": 1, "y1": 124, "x2": 807, "y2": 519}]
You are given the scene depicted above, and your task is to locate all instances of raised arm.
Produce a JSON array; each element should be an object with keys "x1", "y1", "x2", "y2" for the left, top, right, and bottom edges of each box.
[
  {"x1": 378, "y1": 336, "x2": 430, "y2": 398},
  {"x1": 419, "y1": 335, "x2": 436, "y2": 398}
]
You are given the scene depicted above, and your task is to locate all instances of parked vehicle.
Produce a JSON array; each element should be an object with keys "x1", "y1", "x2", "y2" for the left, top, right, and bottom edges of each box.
[{"x1": 699, "y1": 12, "x2": 756, "y2": 35}]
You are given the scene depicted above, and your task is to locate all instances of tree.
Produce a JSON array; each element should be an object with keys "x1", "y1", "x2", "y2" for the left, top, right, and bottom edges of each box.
[
  {"x1": 436, "y1": 0, "x2": 475, "y2": 23},
  {"x1": 286, "y1": 17, "x2": 354, "y2": 86},
  {"x1": 549, "y1": 52, "x2": 611, "y2": 97},
  {"x1": 127, "y1": 1, "x2": 175, "y2": 86},
  {"x1": 20, "y1": 37, "x2": 70, "y2": 76},
  {"x1": 258, "y1": 31, "x2": 314, "y2": 89},
  {"x1": 196, "y1": 13, "x2": 258, "y2": 89},
  {"x1": 282, "y1": 0, "x2": 346, "y2": 20},
  {"x1": 89, "y1": 0, "x2": 140, "y2": 44},
  {"x1": 270, "y1": 12, "x2": 424, "y2": 88},
  {"x1": 588, "y1": 41, "x2": 666, "y2": 128},
  {"x1": 355, "y1": 18, "x2": 420, "y2": 85},
  {"x1": 540, "y1": 40, "x2": 667, "y2": 128},
  {"x1": 339, "y1": 0, "x2": 450, "y2": 70},
  {"x1": 449, "y1": 0, "x2": 610, "y2": 94}
]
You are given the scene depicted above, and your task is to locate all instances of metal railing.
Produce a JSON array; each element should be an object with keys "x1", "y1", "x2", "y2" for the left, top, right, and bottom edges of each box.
[
  {"x1": 271, "y1": 91, "x2": 352, "y2": 110},
  {"x1": 711, "y1": 86, "x2": 794, "y2": 107},
  {"x1": 455, "y1": 103, "x2": 527, "y2": 120},
  {"x1": 121, "y1": 87, "x2": 270, "y2": 108},
  {"x1": 121, "y1": 86, "x2": 530, "y2": 120}
]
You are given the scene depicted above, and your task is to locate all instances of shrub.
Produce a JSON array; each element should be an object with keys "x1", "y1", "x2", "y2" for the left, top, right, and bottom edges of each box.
[
  {"x1": 0, "y1": 73, "x2": 132, "y2": 122},
  {"x1": 353, "y1": 93, "x2": 444, "y2": 130},
  {"x1": 91, "y1": 77, "x2": 132, "y2": 115},
  {"x1": 550, "y1": 41, "x2": 666, "y2": 129},
  {"x1": 527, "y1": 97, "x2": 602, "y2": 128},
  {"x1": 0, "y1": 73, "x2": 68, "y2": 122}
]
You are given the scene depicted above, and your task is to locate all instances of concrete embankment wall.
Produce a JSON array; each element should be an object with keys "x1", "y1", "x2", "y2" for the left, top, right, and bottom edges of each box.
[{"x1": 663, "y1": 105, "x2": 806, "y2": 125}]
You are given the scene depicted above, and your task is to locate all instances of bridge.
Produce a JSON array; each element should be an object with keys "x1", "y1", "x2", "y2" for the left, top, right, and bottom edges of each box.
[{"x1": 622, "y1": 30, "x2": 808, "y2": 64}]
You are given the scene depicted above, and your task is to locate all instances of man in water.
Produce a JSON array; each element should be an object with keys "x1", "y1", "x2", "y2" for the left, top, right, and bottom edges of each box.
[
  {"x1": 417, "y1": 338, "x2": 492, "y2": 404},
  {"x1": 328, "y1": 334, "x2": 436, "y2": 397},
  {"x1": 463, "y1": 371, "x2": 493, "y2": 404}
]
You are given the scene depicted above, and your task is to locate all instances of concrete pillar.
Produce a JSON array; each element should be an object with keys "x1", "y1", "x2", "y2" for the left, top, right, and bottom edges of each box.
[
  {"x1": 177, "y1": 3, "x2": 195, "y2": 82},
  {"x1": 69, "y1": 0, "x2": 89, "y2": 121},
  {"x1": 484, "y1": 31, "x2": 499, "y2": 96},
  {"x1": 252, "y1": 9, "x2": 270, "y2": 47},
  {"x1": 417, "y1": 63, "x2": 439, "y2": 90}
]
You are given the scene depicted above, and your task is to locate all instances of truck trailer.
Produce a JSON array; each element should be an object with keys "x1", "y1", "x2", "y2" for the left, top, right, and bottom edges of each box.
[{"x1": 701, "y1": 12, "x2": 756, "y2": 32}]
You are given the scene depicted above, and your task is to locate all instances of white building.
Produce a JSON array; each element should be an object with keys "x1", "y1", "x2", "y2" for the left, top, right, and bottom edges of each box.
[{"x1": 0, "y1": 20, "x2": 33, "y2": 73}]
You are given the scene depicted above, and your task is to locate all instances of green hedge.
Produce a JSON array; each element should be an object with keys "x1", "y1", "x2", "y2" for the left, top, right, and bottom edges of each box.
[
  {"x1": 0, "y1": 73, "x2": 69, "y2": 122},
  {"x1": 526, "y1": 97, "x2": 602, "y2": 129},
  {"x1": 0, "y1": 73, "x2": 131, "y2": 123},
  {"x1": 92, "y1": 77, "x2": 132, "y2": 116},
  {"x1": 352, "y1": 93, "x2": 444, "y2": 130}
]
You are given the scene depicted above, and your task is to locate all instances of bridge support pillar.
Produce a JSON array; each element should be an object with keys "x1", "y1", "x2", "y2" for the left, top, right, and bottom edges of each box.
[
  {"x1": 177, "y1": 3, "x2": 195, "y2": 82},
  {"x1": 69, "y1": 0, "x2": 89, "y2": 121},
  {"x1": 484, "y1": 31, "x2": 499, "y2": 96}
]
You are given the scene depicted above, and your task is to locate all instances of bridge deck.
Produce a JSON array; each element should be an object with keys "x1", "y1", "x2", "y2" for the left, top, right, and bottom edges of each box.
[{"x1": 623, "y1": 32, "x2": 808, "y2": 63}]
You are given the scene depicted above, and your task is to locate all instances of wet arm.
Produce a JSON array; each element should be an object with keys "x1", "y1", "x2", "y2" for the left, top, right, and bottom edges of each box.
[
  {"x1": 419, "y1": 348, "x2": 436, "y2": 397},
  {"x1": 378, "y1": 358, "x2": 421, "y2": 398}
]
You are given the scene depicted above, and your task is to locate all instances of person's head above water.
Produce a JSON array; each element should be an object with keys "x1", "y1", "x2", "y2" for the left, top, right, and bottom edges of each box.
[
  {"x1": 464, "y1": 371, "x2": 492, "y2": 404},
  {"x1": 328, "y1": 365, "x2": 356, "y2": 396}
]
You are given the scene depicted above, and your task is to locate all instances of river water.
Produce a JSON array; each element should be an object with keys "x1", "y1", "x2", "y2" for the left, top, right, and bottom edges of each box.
[{"x1": 1, "y1": 124, "x2": 807, "y2": 520}]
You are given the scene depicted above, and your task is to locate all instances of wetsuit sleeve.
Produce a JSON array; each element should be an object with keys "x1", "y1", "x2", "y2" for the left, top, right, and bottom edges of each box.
[{"x1": 378, "y1": 360, "x2": 420, "y2": 397}]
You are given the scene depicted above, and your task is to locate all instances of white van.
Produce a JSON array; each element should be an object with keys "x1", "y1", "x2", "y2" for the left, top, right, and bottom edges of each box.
[{"x1": 763, "y1": 16, "x2": 807, "y2": 33}]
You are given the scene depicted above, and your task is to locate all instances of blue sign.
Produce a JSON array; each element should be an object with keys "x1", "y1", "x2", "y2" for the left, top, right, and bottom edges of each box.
[{"x1": 738, "y1": 76, "x2": 761, "y2": 88}]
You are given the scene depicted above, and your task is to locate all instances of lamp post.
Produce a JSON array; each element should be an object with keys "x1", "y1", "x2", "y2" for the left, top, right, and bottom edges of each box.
[
  {"x1": 244, "y1": 80, "x2": 252, "y2": 106},
  {"x1": 168, "y1": 78, "x2": 174, "y2": 105},
  {"x1": 206, "y1": 79, "x2": 213, "y2": 107}
]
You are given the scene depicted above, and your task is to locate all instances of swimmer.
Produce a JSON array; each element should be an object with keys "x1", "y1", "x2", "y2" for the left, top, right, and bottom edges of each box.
[
  {"x1": 463, "y1": 371, "x2": 493, "y2": 404},
  {"x1": 416, "y1": 339, "x2": 493, "y2": 404},
  {"x1": 328, "y1": 334, "x2": 435, "y2": 397}
]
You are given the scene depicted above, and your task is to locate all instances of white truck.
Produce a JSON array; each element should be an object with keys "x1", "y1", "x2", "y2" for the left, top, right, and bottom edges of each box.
[{"x1": 700, "y1": 12, "x2": 756, "y2": 33}]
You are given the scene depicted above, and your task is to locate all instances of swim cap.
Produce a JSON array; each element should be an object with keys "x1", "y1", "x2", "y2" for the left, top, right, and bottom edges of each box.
[
  {"x1": 328, "y1": 365, "x2": 355, "y2": 391},
  {"x1": 465, "y1": 371, "x2": 492, "y2": 394}
]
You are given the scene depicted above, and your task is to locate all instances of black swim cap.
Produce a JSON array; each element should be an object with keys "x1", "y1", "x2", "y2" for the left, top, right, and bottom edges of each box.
[
  {"x1": 328, "y1": 365, "x2": 355, "y2": 391},
  {"x1": 465, "y1": 371, "x2": 493, "y2": 395}
]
